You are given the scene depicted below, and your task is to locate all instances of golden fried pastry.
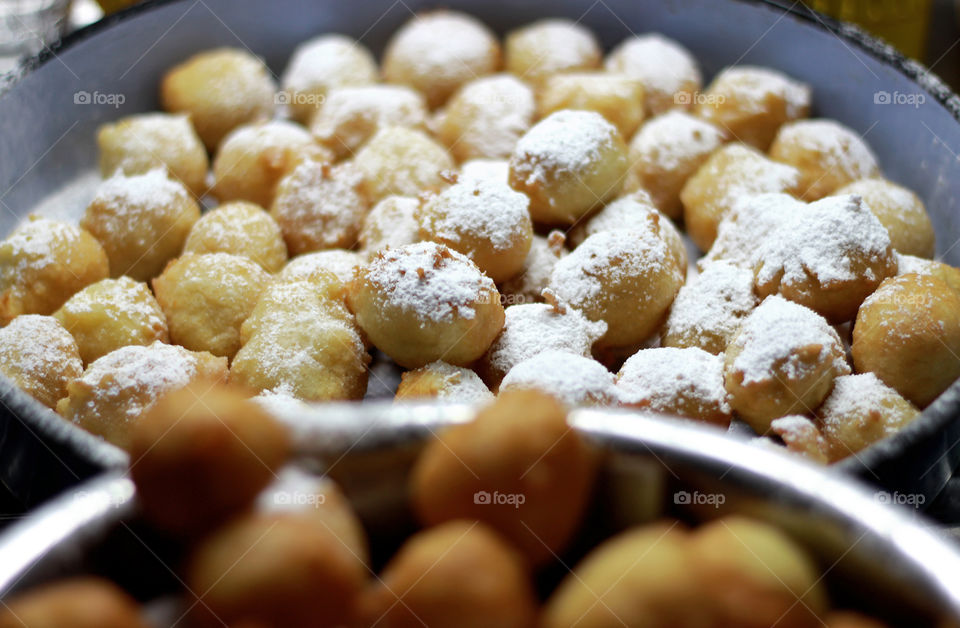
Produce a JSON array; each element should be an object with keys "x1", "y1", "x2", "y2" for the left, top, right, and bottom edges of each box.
[
  {"x1": 816, "y1": 373, "x2": 920, "y2": 462},
  {"x1": 896, "y1": 253, "x2": 960, "y2": 294},
  {"x1": 753, "y1": 194, "x2": 897, "y2": 323},
  {"x1": 57, "y1": 341, "x2": 228, "y2": 449},
  {"x1": 240, "y1": 274, "x2": 354, "y2": 343},
  {"x1": 353, "y1": 126, "x2": 455, "y2": 201},
  {"x1": 504, "y1": 19, "x2": 601, "y2": 85},
  {"x1": 689, "y1": 516, "x2": 827, "y2": 628},
  {"x1": 395, "y1": 360, "x2": 493, "y2": 403},
  {"x1": 310, "y1": 85, "x2": 427, "y2": 158},
  {"x1": 183, "y1": 200, "x2": 287, "y2": 272},
  {"x1": 770, "y1": 415, "x2": 829, "y2": 464},
  {"x1": 695, "y1": 65, "x2": 812, "y2": 150},
  {"x1": 509, "y1": 110, "x2": 627, "y2": 225},
  {"x1": 852, "y1": 273, "x2": 960, "y2": 407},
  {"x1": 543, "y1": 522, "x2": 704, "y2": 628},
  {"x1": 499, "y1": 350, "x2": 617, "y2": 406},
  {"x1": 152, "y1": 253, "x2": 270, "y2": 359},
  {"x1": 680, "y1": 143, "x2": 800, "y2": 251},
  {"x1": 479, "y1": 302, "x2": 606, "y2": 388},
  {"x1": 411, "y1": 390, "x2": 598, "y2": 565},
  {"x1": 437, "y1": 74, "x2": 536, "y2": 162},
  {"x1": 605, "y1": 33, "x2": 702, "y2": 115},
  {"x1": 280, "y1": 34, "x2": 378, "y2": 123},
  {"x1": 358, "y1": 195, "x2": 420, "y2": 256},
  {"x1": 54, "y1": 277, "x2": 168, "y2": 364},
  {"x1": 0, "y1": 216, "x2": 108, "y2": 324},
  {"x1": 769, "y1": 119, "x2": 880, "y2": 201},
  {"x1": 346, "y1": 242, "x2": 504, "y2": 368},
  {"x1": 701, "y1": 192, "x2": 800, "y2": 269},
  {"x1": 625, "y1": 110, "x2": 725, "y2": 219},
  {"x1": 836, "y1": 178, "x2": 935, "y2": 258},
  {"x1": 82, "y1": 169, "x2": 200, "y2": 281},
  {"x1": 211, "y1": 120, "x2": 332, "y2": 208},
  {"x1": 417, "y1": 178, "x2": 533, "y2": 282},
  {"x1": 662, "y1": 260, "x2": 758, "y2": 355},
  {"x1": 724, "y1": 296, "x2": 850, "y2": 433},
  {"x1": 0, "y1": 315, "x2": 82, "y2": 409},
  {"x1": 161, "y1": 47, "x2": 276, "y2": 150},
  {"x1": 97, "y1": 112, "x2": 208, "y2": 197},
  {"x1": 499, "y1": 230, "x2": 566, "y2": 306},
  {"x1": 271, "y1": 160, "x2": 369, "y2": 255},
  {"x1": 547, "y1": 224, "x2": 685, "y2": 348},
  {"x1": 129, "y1": 382, "x2": 290, "y2": 537},
  {"x1": 0, "y1": 577, "x2": 149, "y2": 628},
  {"x1": 186, "y1": 512, "x2": 366, "y2": 628},
  {"x1": 537, "y1": 72, "x2": 645, "y2": 139},
  {"x1": 280, "y1": 249, "x2": 364, "y2": 286},
  {"x1": 616, "y1": 347, "x2": 732, "y2": 426},
  {"x1": 361, "y1": 521, "x2": 538, "y2": 628},
  {"x1": 383, "y1": 10, "x2": 500, "y2": 109}
]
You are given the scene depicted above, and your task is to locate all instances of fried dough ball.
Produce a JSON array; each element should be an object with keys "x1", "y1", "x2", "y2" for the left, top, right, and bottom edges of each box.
[
  {"x1": 240, "y1": 274, "x2": 355, "y2": 343},
  {"x1": 82, "y1": 169, "x2": 200, "y2": 281},
  {"x1": 353, "y1": 126, "x2": 455, "y2": 201},
  {"x1": 499, "y1": 230, "x2": 566, "y2": 306},
  {"x1": 695, "y1": 66, "x2": 812, "y2": 151},
  {"x1": 152, "y1": 253, "x2": 270, "y2": 359},
  {"x1": 0, "y1": 315, "x2": 81, "y2": 409},
  {"x1": 836, "y1": 178, "x2": 935, "y2": 258},
  {"x1": 605, "y1": 34, "x2": 702, "y2": 115},
  {"x1": 0, "y1": 216, "x2": 108, "y2": 324},
  {"x1": 689, "y1": 516, "x2": 828, "y2": 628},
  {"x1": 57, "y1": 341, "x2": 228, "y2": 449},
  {"x1": 815, "y1": 373, "x2": 920, "y2": 462},
  {"x1": 411, "y1": 390, "x2": 598, "y2": 565},
  {"x1": 0, "y1": 577, "x2": 149, "y2": 628},
  {"x1": 395, "y1": 360, "x2": 493, "y2": 403},
  {"x1": 346, "y1": 242, "x2": 504, "y2": 368},
  {"x1": 509, "y1": 110, "x2": 627, "y2": 225},
  {"x1": 499, "y1": 350, "x2": 617, "y2": 406},
  {"x1": 504, "y1": 19, "x2": 601, "y2": 85},
  {"x1": 183, "y1": 201, "x2": 287, "y2": 272},
  {"x1": 358, "y1": 195, "x2": 420, "y2": 256},
  {"x1": 616, "y1": 347, "x2": 732, "y2": 426},
  {"x1": 211, "y1": 120, "x2": 332, "y2": 208},
  {"x1": 479, "y1": 302, "x2": 606, "y2": 388},
  {"x1": 770, "y1": 416, "x2": 829, "y2": 464},
  {"x1": 97, "y1": 113, "x2": 208, "y2": 197},
  {"x1": 852, "y1": 273, "x2": 960, "y2": 407},
  {"x1": 54, "y1": 277, "x2": 168, "y2": 364},
  {"x1": 680, "y1": 143, "x2": 800, "y2": 251},
  {"x1": 361, "y1": 521, "x2": 538, "y2": 628},
  {"x1": 437, "y1": 74, "x2": 536, "y2": 162},
  {"x1": 702, "y1": 192, "x2": 800, "y2": 269},
  {"x1": 537, "y1": 72, "x2": 645, "y2": 139},
  {"x1": 310, "y1": 85, "x2": 427, "y2": 158},
  {"x1": 542, "y1": 522, "x2": 705, "y2": 628},
  {"x1": 383, "y1": 11, "x2": 501, "y2": 109},
  {"x1": 186, "y1": 512, "x2": 366, "y2": 628},
  {"x1": 662, "y1": 261, "x2": 758, "y2": 355},
  {"x1": 769, "y1": 119, "x2": 881, "y2": 201},
  {"x1": 417, "y1": 178, "x2": 533, "y2": 282},
  {"x1": 271, "y1": 160, "x2": 369, "y2": 255},
  {"x1": 626, "y1": 110, "x2": 725, "y2": 219},
  {"x1": 280, "y1": 249, "x2": 365, "y2": 286},
  {"x1": 460, "y1": 158, "x2": 510, "y2": 185},
  {"x1": 280, "y1": 34, "x2": 379, "y2": 123},
  {"x1": 724, "y1": 296, "x2": 850, "y2": 433},
  {"x1": 753, "y1": 194, "x2": 897, "y2": 323},
  {"x1": 129, "y1": 382, "x2": 290, "y2": 537},
  {"x1": 161, "y1": 47, "x2": 276, "y2": 151},
  {"x1": 547, "y1": 225, "x2": 685, "y2": 348},
  {"x1": 896, "y1": 253, "x2": 960, "y2": 294}
]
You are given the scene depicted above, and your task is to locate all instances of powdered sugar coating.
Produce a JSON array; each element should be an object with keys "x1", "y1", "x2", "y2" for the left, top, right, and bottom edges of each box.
[
  {"x1": 310, "y1": 85, "x2": 427, "y2": 157},
  {"x1": 818, "y1": 373, "x2": 914, "y2": 433},
  {"x1": 499, "y1": 349, "x2": 616, "y2": 406},
  {"x1": 282, "y1": 249, "x2": 365, "y2": 285},
  {"x1": 703, "y1": 193, "x2": 802, "y2": 269},
  {"x1": 605, "y1": 34, "x2": 702, "y2": 114},
  {"x1": 281, "y1": 34, "x2": 377, "y2": 96},
  {"x1": 398, "y1": 360, "x2": 494, "y2": 402},
  {"x1": 460, "y1": 159, "x2": 510, "y2": 185},
  {"x1": 707, "y1": 66, "x2": 811, "y2": 119},
  {"x1": 500, "y1": 231, "x2": 566, "y2": 305},
  {"x1": 438, "y1": 74, "x2": 535, "y2": 161},
  {"x1": 630, "y1": 111, "x2": 725, "y2": 173},
  {"x1": 359, "y1": 196, "x2": 420, "y2": 256},
  {"x1": 420, "y1": 178, "x2": 530, "y2": 251},
  {"x1": 90, "y1": 168, "x2": 186, "y2": 216},
  {"x1": 775, "y1": 120, "x2": 878, "y2": 179},
  {"x1": 0, "y1": 315, "x2": 82, "y2": 409},
  {"x1": 505, "y1": 19, "x2": 601, "y2": 84}
]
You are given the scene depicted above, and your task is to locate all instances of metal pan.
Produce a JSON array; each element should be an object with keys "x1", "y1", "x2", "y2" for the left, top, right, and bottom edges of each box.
[
  {"x1": 1, "y1": 0, "x2": 959, "y2": 512},
  {"x1": 2, "y1": 405, "x2": 960, "y2": 626}
]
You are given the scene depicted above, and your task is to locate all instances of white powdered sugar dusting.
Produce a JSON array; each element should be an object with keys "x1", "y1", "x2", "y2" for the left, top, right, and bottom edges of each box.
[
  {"x1": 311, "y1": 85, "x2": 427, "y2": 148},
  {"x1": 388, "y1": 13, "x2": 495, "y2": 79},
  {"x1": 616, "y1": 346, "x2": 730, "y2": 414},
  {"x1": 730, "y1": 295, "x2": 849, "y2": 385},
  {"x1": 365, "y1": 241, "x2": 496, "y2": 322},
  {"x1": 422, "y1": 179, "x2": 530, "y2": 251},
  {"x1": 629, "y1": 111, "x2": 724, "y2": 172},
  {"x1": 0, "y1": 315, "x2": 80, "y2": 383},
  {"x1": 704, "y1": 193, "x2": 804, "y2": 268},
  {"x1": 282, "y1": 34, "x2": 375, "y2": 93},
  {"x1": 817, "y1": 373, "x2": 911, "y2": 434},
  {"x1": 413, "y1": 360, "x2": 493, "y2": 402},
  {"x1": 605, "y1": 34, "x2": 701, "y2": 99},
  {"x1": 443, "y1": 75, "x2": 535, "y2": 158},
  {"x1": 500, "y1": 231, "x2": 566, "y2": 303},
  {"x1": 283, "y1": 249, "x2": 364, "y2": 284},
  {"x1": 777, "y1": 119, "x2": 879, "y2": 179},
  {"x1": 713, "y1": 66, "x2": 811, "y2": 118},
  {"x1": 500, "y1": 349, "x2": 616, "y2": 406},
  {"x1": 92, "y1": 168, "x2": 186, "y2": 215},
  {"x1": 510, "y1": 110, "x2": 618, "y2": 186},
  {"x1": 360, "y1": 196, "x2": 420, "y2": 254},
  {"x1": 274, "y1": 161, "x2": 367, "y2": 249},
  {"x1": 518, "y1": 20, "x2": 599, "y2": 73},
  {"x1": 460, "y1": 159, "x2": 510, "y2": 185},
  {"x1": 3, "y1": 217, "x2": 85, "y2": 275}
]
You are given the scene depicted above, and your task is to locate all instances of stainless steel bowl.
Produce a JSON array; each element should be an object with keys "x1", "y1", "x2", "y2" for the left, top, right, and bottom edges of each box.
[
  {"x1": 1, "y1": 405, "x2": 960, "y2": 625},
  {"x1": 0, "y1": 0, "x2": 959, "y2": 511}
]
